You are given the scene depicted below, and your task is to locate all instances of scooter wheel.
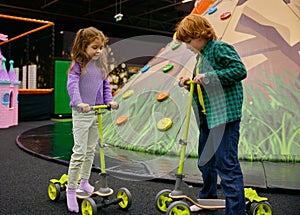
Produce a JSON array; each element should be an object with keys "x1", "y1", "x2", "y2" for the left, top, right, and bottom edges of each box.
[
  {"x1": 117, "y1": 187, "x2": 132, "y2": 210},
  {"x1": 81, "y1": 197, "x2": 97, "y2": 215},
  {"x1": 166, "y1": 200, "x2": 190, "y2": 215},
  {"x1": 47, "y1": 183, "x2": 60, "y2": 201},
  {"x1": 155, "y1": 189, "x2": 173, "y2": 212},
  {"x1": 248, "y1": 201, "x2": 272, "y2": 215}
]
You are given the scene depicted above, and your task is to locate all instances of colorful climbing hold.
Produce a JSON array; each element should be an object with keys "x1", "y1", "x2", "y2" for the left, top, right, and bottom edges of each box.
[
  {"x1": 156, "y1": 91, "x2": 169, "y2": 102},
  {"x1": 140, "y1": 65, "x2": 150, "y2": 73},
  {"x1": 172, "y1": 42, "x2": 181, "y2": 50},
  {"x1": 162, "y1": 64, "x2": 173, "y2": 73},
  {"x1": 220, "y1": 12, "x2": 231, "y2": 20},
  {"x1": 207, "y1": 7, "x2": 217, "y2": 15},
  {"x1": 122, "y1": 90, "x2": 134, "y2": 99},
  {"x1": 157, "y1": 118, "x2": 173, "y2": 131},
  {"x1": 115, "y1": 115, "x2": 129, "y2": 125}
]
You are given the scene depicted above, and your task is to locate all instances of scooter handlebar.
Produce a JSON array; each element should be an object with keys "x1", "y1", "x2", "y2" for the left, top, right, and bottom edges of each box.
[
  {"x1": 185, "y1": 80, "x2": 194, "y2": 85},
  {"x1": 178, "y1": 80, "x2": 194, "y2": 88},
  {"x1": 76, "y1": 104, "x2": 119, "y2": 113},
  {"x1": 91, "y1": 104, "x2": 111, "y2": 111}
]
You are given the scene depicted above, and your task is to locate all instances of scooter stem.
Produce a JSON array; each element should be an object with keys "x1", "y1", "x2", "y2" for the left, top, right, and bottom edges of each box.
[
  {"x1": 177, "y1": 81, "x2": 194, "y2": 175},
  {"x1": 93, "y1": 105, "x2": 112, "y2": 193},
  {"x1": 98, "y1": 112, "x2": 106, "y2": 174}
]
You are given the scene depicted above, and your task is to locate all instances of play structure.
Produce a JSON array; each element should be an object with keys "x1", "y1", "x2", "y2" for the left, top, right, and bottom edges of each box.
[
  {"x1": 0, "y1": 14, "x2": 54, "y2": 89},
  {"x1": 0, "y1": 14, "x2": 55, "y2": 121},
  {"x1": 0, "y1": 14, "x2": 54, "y2": 46},
  {"x1": 0, "y1": 52, "x2": 20, "y2": 128}
]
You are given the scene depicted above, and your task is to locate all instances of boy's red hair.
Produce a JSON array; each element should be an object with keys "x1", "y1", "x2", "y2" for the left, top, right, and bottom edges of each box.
[{"x1": 175, "y1": 14, "x2": 217, "y2": 43}]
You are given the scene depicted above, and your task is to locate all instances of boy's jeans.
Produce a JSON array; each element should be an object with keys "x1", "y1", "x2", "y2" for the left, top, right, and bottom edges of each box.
[{"x1": 198, "y1": 119, "x2": 246, "y2": 215}]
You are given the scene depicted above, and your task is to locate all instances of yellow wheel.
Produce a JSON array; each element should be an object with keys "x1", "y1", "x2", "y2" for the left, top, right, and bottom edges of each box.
[
  {"x1": 81, "y1": 197, "x2": 97, "y2": 215},
  {"x1": 249, "y1": 201, "x2": 272, "y2": 215},
  {"x1": 117, "y1": 187, "x2": 132, "y2": 210},
  {"x1": 155, "y1": 189, "x2": 173, "y2": 212},
  {"x1": 47, "y1": 183, "x2": 60, "y2": 201},
  {"x1": 166, "y1": 201, "x2": 190, "y2": 215}
]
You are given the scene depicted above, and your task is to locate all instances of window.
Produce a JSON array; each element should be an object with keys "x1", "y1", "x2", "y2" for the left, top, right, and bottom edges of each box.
[{"x1": 2, "y1": 92, "x2": 10, "y2": 106}]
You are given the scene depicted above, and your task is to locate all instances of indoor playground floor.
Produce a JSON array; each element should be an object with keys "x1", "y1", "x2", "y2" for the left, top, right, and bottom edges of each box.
[{"x1": 16, "y1": 121, "x2": 300, "y2": 191}]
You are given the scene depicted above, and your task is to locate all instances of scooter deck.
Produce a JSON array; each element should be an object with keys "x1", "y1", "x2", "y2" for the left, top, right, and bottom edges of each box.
[
  {"x1": 76, "y1": 188, "x2": 113, "y2": 199},
  {"x1": 170, "y1": 194, "x2": 226, "y2": 210}
]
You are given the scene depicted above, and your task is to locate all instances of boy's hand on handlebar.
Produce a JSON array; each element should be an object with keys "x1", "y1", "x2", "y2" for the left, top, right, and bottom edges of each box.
[
  {"x1": 194, "y1": 74, "x2": 205, "y2": 85},
  {"x1": 108, "y1": 101, "x2": 119, "y2": 110},
  {"x1": 194, "y1": 73, "x2": 209, "y2": 85},
  {"x1": 77, "y1": 103, "x2": 91, "y2": 113},
  {"x1": 179, "y1": 77, "x2": 190, "y2": 89}
]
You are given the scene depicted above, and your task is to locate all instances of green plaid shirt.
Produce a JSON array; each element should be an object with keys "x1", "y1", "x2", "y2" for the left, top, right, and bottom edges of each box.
[{"x1": 194, "y1": 40, "x2": 247, "y2": 129}]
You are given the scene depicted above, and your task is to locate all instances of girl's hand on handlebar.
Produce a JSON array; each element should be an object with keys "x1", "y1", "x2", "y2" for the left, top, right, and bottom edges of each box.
[
  {"x1": 77, "y1": 103, "x2": 90, "y2": 113},
  {"x1": 108, "y1": 101, "x2": 119, "y2": 110}
]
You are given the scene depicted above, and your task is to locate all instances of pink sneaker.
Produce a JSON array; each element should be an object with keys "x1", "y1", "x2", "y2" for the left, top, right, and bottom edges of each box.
[
  {"x1": 79, "y1": 178, "x2": 94, "y2": 194},
  {"x1": 66, "y1": 188, "x2": 79, "y2": 213}
]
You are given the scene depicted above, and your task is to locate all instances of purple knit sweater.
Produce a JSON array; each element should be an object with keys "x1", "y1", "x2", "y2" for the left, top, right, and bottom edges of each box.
[{"x1": 67, "y1": 60, "x2": 113, "y2": 109}]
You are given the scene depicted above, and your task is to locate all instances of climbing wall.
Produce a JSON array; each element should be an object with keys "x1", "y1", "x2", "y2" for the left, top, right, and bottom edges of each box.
[
  {"x1": 103, "y1": 41, "x2": 200, "y2": 158},
  {"x1": 102, "y1": 0, "x2": 300, "y2": 162}
]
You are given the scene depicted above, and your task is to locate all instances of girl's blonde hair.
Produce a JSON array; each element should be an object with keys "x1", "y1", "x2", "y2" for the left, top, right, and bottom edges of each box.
[
  {"x1": 69, "y1": 26, "x2": 109, "y2": 78},
  {"x1": 175, "y1": 14, "x2": 217, "y2": 43}
]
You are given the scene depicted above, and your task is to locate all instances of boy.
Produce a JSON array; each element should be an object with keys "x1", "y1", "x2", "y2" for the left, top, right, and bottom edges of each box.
[{"x1": 177, "y1": 14, "x2": 247, "y2": 215}]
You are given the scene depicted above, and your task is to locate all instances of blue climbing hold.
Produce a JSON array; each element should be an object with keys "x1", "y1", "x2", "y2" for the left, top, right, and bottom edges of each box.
[
  {"x1": 141, "y1": 65, "x2": 150, "y2": 73},
  {"x1": 208, "y1": 7, "x2": 217, "y2": 15}
]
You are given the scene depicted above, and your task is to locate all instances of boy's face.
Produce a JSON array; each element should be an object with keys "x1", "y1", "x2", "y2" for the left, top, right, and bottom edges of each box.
[
  {"x1": 86, "y1": 38, "x2": 104, "y2": 60},
  {"x1": 189, "y1": 38, "x2": 207, "y2": 52}
]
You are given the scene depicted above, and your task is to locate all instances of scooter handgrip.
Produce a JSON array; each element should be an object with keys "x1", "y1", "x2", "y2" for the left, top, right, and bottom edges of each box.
[
  {"x1": 185, "y1": 80, "x2": 193, "y2": 85},
  {"x1": 178, "y1": 80, "x2": 193, "y2": 87}
]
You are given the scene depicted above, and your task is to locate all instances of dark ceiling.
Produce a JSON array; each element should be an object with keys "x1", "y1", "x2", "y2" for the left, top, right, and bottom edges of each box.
[{"x1": 0, "y1": 0, "x2": 194, "y2": 38}]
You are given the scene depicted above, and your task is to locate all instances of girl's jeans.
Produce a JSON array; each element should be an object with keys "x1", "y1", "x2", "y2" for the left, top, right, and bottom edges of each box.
[
  {"x1": 198, "y1": 119, "x2": 246, "y2": 215},
  {"x1": 68, "y1": 110, "x2": 99, "y2": 189}
]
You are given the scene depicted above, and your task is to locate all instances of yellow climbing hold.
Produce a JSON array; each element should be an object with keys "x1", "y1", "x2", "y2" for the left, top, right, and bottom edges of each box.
[
  {"x1": 122, "y1": 90, "x2": 134, "y2": 99},
  {"x1": 157, "y1": 118, "x2": 173, "y2": 131}
]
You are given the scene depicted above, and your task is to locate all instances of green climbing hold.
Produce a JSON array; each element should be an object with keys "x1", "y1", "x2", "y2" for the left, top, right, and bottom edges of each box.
[
  {"x1": 172, "y1": 42, "x2": 181, "y2": 50},
  {"x1": 162, "y1": 64, "x2": 173, "y2": 73}
]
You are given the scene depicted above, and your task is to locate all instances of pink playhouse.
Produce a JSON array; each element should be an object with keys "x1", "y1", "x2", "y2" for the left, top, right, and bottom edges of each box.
[{"x1": 0, "y1": 52, "x2": 20, "y2": 128}]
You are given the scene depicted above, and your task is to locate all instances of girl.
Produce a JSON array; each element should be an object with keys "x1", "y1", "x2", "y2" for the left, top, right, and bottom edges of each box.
[{"x1": 66, "y1": 26, "x2": 118, "y2": 213}]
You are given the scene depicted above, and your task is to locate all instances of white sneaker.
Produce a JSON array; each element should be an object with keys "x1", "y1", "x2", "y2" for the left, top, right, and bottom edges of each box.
[{"x1": 190, "y1": 205, "x2": 203, "y2": 212}]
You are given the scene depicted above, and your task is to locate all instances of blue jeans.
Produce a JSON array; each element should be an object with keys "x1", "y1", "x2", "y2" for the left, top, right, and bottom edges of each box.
[{"x1": 198, "y1": 119, "x2": 246, "y2": 215}]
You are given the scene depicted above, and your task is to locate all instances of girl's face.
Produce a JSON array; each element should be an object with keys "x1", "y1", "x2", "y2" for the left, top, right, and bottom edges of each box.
[{"x1": 86, "y1": 38, "x2": 104, "y2": 60}]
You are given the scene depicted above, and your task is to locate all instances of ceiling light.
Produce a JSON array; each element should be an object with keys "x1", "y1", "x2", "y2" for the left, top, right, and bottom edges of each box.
[
  {"x1": 114, "y1": 13, "x2": 123, "y2": 22},
  {"x1": 115, "y1": 0, "x2": 123, "y2": 22}
]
